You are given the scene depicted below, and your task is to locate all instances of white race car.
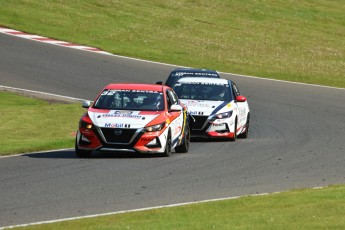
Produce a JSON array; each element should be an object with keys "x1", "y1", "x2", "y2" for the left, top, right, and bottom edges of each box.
[{"x1": 173, "y1": 77, "x2": 250, "y2": 141}]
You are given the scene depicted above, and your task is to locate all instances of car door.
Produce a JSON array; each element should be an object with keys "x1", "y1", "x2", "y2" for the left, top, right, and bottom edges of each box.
[{"x1": 166, "y1": 89, "x2": 184, "y2": 145}]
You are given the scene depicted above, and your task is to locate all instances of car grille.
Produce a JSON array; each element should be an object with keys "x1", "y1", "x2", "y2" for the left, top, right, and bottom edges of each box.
[
  {"x1": 191, "y1": 115, "x2": 209, "y2": 130},
  {"x1": 99, "y1": 128, "x2": 138, "y2": 144}
]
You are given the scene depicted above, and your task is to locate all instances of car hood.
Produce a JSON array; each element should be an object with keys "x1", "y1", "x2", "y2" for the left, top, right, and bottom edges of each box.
[
  {"x1": 88, "y1": 110, "x2": 160, "y2": 129},
  {"x1": 180, "y1": 100, "x2": 232, "y2": 116}
]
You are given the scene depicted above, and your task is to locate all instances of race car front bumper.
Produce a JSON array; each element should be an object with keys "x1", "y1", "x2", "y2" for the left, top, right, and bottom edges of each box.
[
  {"x1": 190, "y1": 115, "x2": 235, "y2": 139},
  {"x1": 76, "y1": 126, "x2": 169, "y2": 154}
]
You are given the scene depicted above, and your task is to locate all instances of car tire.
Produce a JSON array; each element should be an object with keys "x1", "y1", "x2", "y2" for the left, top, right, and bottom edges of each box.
[
  {"x1": 238, "y1": 113, "x2": 250, "y2": 139},
  {"x1": 175, "y1": 124, "x2": 190, "y2": 153},
  {"x1": 161, "y1": 132, "x2": 172, "y2": 157},
  {"x1": 75, "y1": 140, "x2": 92, "y2": 158}
]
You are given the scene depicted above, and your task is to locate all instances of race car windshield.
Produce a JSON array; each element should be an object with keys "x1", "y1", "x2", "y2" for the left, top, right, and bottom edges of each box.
[
  {"x1": 171, "y1": 72, "x2": 219, "y2": 78},
  {"x1": 174, "y1": 83, "x2": 232, "y2": 101},
  {"x1": 165, "y1": 71, "x2": 220, "y2": 87},
  {"x1": 93, "y1": 90, "x2": 164, "y2": 111}
]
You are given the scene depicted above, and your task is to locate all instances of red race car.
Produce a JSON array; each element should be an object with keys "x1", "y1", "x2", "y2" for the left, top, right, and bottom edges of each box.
[{"x1": 75, "y1": 83, "x2": 190, "y2": 157}]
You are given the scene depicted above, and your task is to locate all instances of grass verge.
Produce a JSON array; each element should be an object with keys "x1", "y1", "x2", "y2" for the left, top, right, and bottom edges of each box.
[
  {"x1": 0, "y1": 91, "x2": 84, "y2": 156},
  {"x1": 0, "y1": 0, "x2": 344, "y2": 88},
  {"x1": 12, "y1": 185, "x2": 345, "y2": 229}
]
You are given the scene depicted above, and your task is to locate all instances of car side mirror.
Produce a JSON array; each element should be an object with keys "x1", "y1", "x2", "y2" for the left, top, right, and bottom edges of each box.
[
  {"x1": 82, "y1": 100, "x2": 92, "y2": 108},
  {"x1": 170, "y1": 104, "x2": 183, "y2": 112},
  {"x1": 156, "y1": 81, "x2": 164, "y2": 85},
  {"x1": 235, "y1": 95, "x2": 247, "y2": 102}
]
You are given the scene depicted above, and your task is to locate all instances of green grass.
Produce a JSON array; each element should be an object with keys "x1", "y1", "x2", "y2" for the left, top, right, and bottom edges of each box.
[
  {"x1": 0, "y1": 0, "x2": 344, "y2": 88},
  {"x1": 0, "y1": 91, "x2": 85, "y2": 156},
  {"x1": 13, "y1": 185, "x2": 345, "y2": 229}
]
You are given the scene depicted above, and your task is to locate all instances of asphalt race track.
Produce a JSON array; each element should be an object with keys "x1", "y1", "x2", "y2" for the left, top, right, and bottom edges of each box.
[{"x1": 1, "y1": 32, "x2": 345, "y2": 227}]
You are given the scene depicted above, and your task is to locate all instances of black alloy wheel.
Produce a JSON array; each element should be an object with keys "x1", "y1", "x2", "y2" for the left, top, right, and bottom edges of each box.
[{"x1": 162, "y1": 132, "x2": 172, "y2": 157}]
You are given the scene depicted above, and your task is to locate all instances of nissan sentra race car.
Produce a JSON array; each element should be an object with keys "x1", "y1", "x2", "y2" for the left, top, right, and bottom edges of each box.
[
  {"x1": 75, "y1": 83, "x2": 190, "y2": 157},
  {"x1": 173, "y1": 77, "x2": 250, "y2": 140}
]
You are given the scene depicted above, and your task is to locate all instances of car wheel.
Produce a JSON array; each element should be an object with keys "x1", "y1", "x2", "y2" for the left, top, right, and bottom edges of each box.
[
  {"x1": 162, "y1": 132, "x2": 172, "y2": 157},
  {"x1": 238, "y1": 113, "x2": 250, "y2": 139},
  {"x1": 175, "y1": 124, "x2": 190, "y2": 153},
  {"x1": 75, "y1": 140, "x2": 91, "y2": 158},
  {"x1": 230, "y1": 117, "x2": 237, "y2": 142}
]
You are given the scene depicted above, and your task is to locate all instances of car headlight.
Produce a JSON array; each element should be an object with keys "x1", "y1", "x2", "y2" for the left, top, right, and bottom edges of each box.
[
  {"x1": 144, "y1": 122, "x2": 165, "y2": 132},
  {"x1": 79, "y1": 119, "x2": 93, "y2": 129},
  {"x1": 213, "y1": 111, "x2": 233, "y2": 119}
]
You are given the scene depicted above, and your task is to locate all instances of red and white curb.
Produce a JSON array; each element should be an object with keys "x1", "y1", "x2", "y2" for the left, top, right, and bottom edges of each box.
[{"x1": 0, "y1": 27, "x2": 112, "y2": 55}]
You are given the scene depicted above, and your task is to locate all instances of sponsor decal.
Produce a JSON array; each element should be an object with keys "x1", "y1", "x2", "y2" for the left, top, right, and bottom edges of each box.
[
  {"x1": 186, "y1": 101, "x2": 211, "y2": 108},
  {"x1": 190, "y1": 111, "x2": 204, "y2": 115},
  {"x1": 212, "y1": 123, "x2": 225, "y2": 127},
  {"x1": 100, "y1": 111, "x2": 142, "y2": 119},
  {"x1": 105, "y1": 123, "x2": 131, "y2": 128},
  {"x1": 174, "y1": 72, "x2": 218, "y2": 77},
  {"x1": 184, "y1": 81, "x2": 225, "y2": 86},
  {"x1": 239, "y1": 108, "x2": 246, "y2": 116},
  {"x1": 102, "y1": 89, "x2": 161, "y2": 94},
  {"x1": 173, "y1": 126, "x2": 182, "y2": 136}
]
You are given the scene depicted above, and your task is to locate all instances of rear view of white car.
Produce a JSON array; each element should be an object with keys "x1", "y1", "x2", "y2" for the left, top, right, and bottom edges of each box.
[{"x1": 173, "y1": 77, "x2": 250, "y2": 141}]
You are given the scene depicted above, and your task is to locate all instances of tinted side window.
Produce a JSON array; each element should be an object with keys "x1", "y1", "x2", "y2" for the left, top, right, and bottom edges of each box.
[
  {"x1": 232, "y1": 82, "x2": 241, "y2": 96},
  {"x1": 170, "y1": 90, "x2": 179, "y2": 104}
]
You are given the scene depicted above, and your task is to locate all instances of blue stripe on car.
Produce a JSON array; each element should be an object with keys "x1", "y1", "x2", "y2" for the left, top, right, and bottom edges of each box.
[{"x1": 210, "y1": 101, "x2": 232, "y2": 116}]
